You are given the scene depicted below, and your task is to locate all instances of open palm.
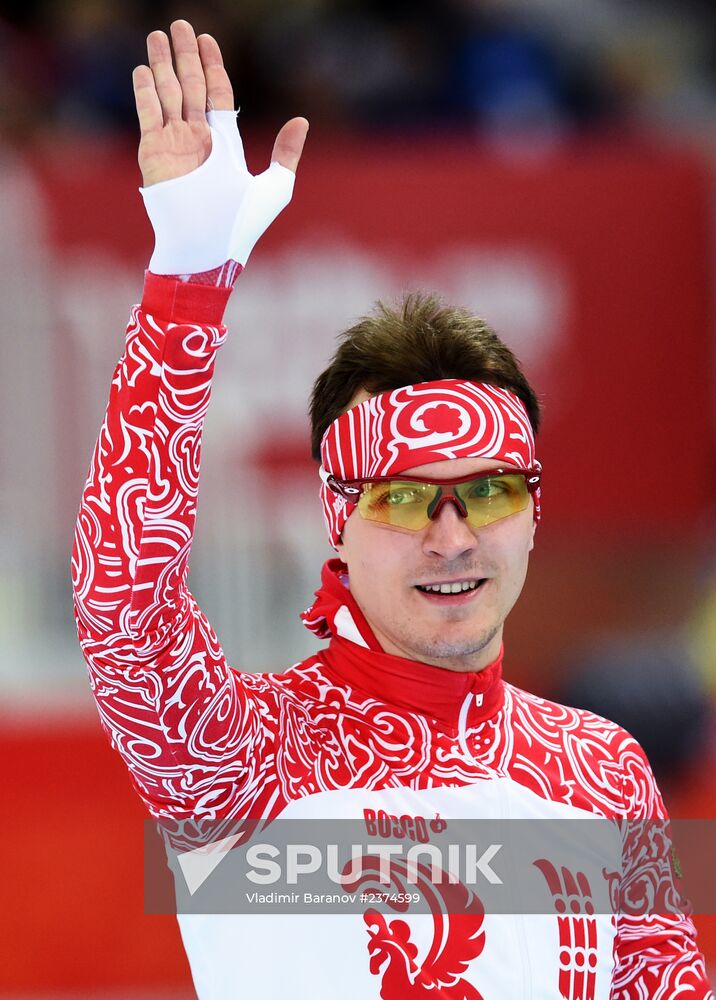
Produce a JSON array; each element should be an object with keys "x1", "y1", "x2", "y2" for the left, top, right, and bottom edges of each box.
[{"x1": 133, "y1": 21, "x2": 307, "y2": 188}]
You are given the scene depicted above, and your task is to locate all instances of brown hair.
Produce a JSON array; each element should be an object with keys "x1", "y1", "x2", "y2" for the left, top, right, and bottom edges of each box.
[{"x1": 309, "y1": 291, "x2": 541, "y2": 461}]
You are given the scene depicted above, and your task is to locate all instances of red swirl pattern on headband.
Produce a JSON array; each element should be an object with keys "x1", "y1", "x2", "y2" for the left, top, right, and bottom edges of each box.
[{"x1": 319, "y1": 379, "x2": 540, "y2": 547}]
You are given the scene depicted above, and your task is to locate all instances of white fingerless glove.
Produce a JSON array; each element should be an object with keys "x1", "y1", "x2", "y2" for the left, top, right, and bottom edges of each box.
[{"x1": 140, "y1": 109, "x2": 296, "y2": 274}]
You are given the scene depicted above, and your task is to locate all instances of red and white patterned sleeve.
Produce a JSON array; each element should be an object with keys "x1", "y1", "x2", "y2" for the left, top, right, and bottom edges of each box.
[
  {"x1": 610, "y1": 737, "x2": 713, "y2": 998},
  {"x1": 72, "y1": 269, "x2": 266, "y2": 823}
]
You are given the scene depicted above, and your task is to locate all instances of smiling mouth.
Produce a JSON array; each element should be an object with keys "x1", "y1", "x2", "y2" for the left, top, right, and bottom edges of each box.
[{"x1": 415, "y1": 579, "x2": 486, "y2": 595}]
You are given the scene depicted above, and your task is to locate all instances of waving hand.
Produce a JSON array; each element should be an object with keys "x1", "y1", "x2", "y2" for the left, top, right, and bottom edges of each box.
[
  {"x1": 133, "y1": 21, "x2": 307, "y2": 185},
  {"x1": 132, "y1": 20, "x2": 308, "y2": 271}
]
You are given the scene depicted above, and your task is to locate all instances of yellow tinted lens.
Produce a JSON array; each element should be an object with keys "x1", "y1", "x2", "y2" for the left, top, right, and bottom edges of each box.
[
  {"x1": 358, "y1": 481, "x2": 436, "y2": 529},
  {"x1": 457, "y1": 473, "x2": 529, "y2": 527}
]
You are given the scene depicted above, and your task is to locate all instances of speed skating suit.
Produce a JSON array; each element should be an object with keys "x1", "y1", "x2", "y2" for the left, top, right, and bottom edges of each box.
[{"x1": 72, "y1": 272, "x2": 714, "y2": 999}]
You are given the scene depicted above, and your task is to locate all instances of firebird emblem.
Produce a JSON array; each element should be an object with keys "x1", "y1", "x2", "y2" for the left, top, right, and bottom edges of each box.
[{"x1": 343, "y1": 854, "x2": 486, "y2": 998}]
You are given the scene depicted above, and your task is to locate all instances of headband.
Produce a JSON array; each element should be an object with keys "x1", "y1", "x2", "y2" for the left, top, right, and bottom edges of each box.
[{"x1": 319, "y1": 379, "x2": 540, "y2": 548}]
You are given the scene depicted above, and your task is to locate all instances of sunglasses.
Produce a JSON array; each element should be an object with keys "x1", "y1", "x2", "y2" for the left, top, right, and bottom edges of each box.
[{"x1": 322, "y1": 466, "x2": 541, "y2": 533}]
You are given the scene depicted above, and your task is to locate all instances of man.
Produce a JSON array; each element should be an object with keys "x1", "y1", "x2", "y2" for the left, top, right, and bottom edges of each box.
[{"x1": 72, "y1": 19, "x2": 713, "y2": 999}]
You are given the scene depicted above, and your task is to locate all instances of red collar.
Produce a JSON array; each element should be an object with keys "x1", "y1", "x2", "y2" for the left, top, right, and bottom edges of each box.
[{"x1": 303, "y1": 559, "x2": 505, "y2": 733}]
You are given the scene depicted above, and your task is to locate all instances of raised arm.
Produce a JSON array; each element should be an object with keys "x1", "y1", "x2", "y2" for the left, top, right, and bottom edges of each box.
[{"x1": 71, "y1": 21, "x2": 307, "y2": 822}]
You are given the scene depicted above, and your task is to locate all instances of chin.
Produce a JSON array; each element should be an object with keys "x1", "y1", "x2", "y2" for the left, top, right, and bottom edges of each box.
[{"x1": 409, "y1": 629, "x2": 498, "y2": 662}]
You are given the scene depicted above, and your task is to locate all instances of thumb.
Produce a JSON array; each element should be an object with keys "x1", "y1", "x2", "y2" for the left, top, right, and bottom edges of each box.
[{"x1": 271, "y1": 117, "x2": 309, "y2": 173}]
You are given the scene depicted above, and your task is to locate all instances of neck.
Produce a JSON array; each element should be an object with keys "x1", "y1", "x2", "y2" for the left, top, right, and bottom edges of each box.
[
  {"x1": 368, "y1": 619, "x2": 504, "y2": 673},
  {"x1": 301, "y1": 559, "x2": 506, "y2": 732},
  {"x1": 320, "y1": 634, "x2": 505, "y2": 733}
]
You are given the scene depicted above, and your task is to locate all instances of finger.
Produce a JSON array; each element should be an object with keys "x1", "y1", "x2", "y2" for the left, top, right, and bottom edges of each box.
[
  {"x1": 147, "y1": 29, "x2": 183, "y2": 122},
  {"x1": 271, "y1": 117, "x2": 309, "y2": 173},
  {"x1": 197, "y1": 34, "x2": 234, "y2": 111},
  {"x1": 132, "y1": 65, "x2": 163, "y2": 135},
  {"x1": 170, "y1": 20, "x2": 206, "y2": 122}
]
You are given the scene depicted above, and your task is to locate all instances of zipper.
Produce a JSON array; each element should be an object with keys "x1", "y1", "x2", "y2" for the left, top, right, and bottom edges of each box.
[
  {"x1": 458, "y1": 691, "x2": 533, "y2": 996},
  {"x1": 499, "y1": 777, "x2": 533, "y2": 998},
  {"x1": 457, "y1": 690, "x2": 472, "y2": 757}
]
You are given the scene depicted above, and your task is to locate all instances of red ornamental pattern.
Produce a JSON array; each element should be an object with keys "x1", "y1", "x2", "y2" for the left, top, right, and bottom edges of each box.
[
  {"x1": 319, "y1": 380, "x2": 540, "y2": 548},
  {"x1": 534, "y1": 860, "x2": 599, "y2": 1000},
  {"x1": 71, "y1": 285, "x2": 712, "y2": 998}
]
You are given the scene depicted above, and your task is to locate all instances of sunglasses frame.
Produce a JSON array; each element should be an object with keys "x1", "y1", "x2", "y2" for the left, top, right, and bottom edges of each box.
[{"x1": 322, "y1": 466, "x2": 542, "y2": 528}]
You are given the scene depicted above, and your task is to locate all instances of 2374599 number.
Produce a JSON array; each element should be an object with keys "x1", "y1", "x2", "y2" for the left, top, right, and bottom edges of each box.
[{"x1": 359, "y1": 891, "x2": 420, "y2": 904}]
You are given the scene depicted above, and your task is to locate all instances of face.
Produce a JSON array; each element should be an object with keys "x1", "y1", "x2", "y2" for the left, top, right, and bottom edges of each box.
[{"x1": 337, "y1": 455, "x2": 536, "y2": 673}]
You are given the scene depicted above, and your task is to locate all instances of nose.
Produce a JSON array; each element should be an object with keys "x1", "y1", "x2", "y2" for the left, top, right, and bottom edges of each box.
[{"x1": 422, "y1": 498, "x2": 479, "y2": 561}]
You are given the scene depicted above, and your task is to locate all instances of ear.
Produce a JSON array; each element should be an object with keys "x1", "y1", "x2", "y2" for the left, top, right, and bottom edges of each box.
[
  {"x1": 335, "y1": 511, "x2": 351, "y2": 556},
  {"x1": 529, "y1": 521, "x2": 537, "y2": 552}
]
